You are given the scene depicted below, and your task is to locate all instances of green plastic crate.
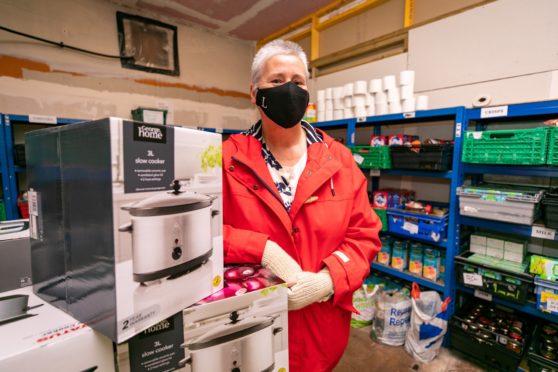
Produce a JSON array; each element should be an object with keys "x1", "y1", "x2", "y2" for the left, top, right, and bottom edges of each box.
[
  {"x1": 0, "y1": 200, "x2": 6, "y2": 221},
  {"x1": 462, "y1": 126, "x2": 550, "y2": 165},
  {"x1": 350, "y1": 146, "x2": 391, "y2": 169},
  {"x1": 546, "y1": 127, "x2": 558, "y2": 165},
  {"x1": 373, "y1": 208, "x2": 388, "y2": 232}
]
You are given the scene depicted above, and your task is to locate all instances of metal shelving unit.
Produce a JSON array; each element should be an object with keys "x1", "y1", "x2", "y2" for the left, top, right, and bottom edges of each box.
[
  {"x1": 1, "y1": 114, "x2": 83, "y2": 220},
  {"x1": 372, "y1": 262, "x2": 445, "y2": 292},
  {"x1": 457, "y1": 99, "x2": 558, "y2": 325},
  {"x1": 315, "y1": 106, "x2": 467, "y2": 317}
]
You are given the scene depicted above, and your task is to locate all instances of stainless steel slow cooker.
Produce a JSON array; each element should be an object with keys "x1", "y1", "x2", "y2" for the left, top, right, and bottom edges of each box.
[
  {"x1": 180, "y1": 313, "x2": 282, "y2": 372},
  {"x1": 119, "y1": 182, "x2": 217, "y2": 283}
]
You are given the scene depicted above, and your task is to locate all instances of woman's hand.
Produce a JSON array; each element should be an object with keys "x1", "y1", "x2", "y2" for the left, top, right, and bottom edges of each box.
[
  {"x1": 261, "y1": 240, "x2": 302, "y2": 284},
  {"x1": 287, "y1": 269, "x2": 334, "y2": 310}
]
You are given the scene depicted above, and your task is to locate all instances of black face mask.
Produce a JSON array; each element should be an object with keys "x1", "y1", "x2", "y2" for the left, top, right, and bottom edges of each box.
[{"x1": 256, "y1": 81, "x2": 310, "y2": 128}]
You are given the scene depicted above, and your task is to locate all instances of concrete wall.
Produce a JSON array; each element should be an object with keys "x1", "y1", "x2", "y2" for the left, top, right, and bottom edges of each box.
[{"x1": 0, "y1": 0, "x2": 257, "y2": 129}]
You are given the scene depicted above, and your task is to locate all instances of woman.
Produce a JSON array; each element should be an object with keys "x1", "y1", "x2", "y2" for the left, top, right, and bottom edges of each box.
[{"x1": 223, "y1": 39, "x2": 381, "y2": 371}]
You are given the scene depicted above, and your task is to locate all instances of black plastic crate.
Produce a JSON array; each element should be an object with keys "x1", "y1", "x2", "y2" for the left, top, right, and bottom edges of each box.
[
  {"x1": 450, "y1": 325, "x2": 523, "y2": 372},
  {"x1": 450, "y1": 300, "x2": 531, "y2": 372},
  {"x1": 542, "y1": 188, "x2": 558, "y2": 229},
  {"x1": 528, "y1": 323, "x2": 558, "y2": 372},
  {"x1": 13, "y1": 144, "x2": 26, "y2": 167},
  {"x1": 455, "y1": 251, "x2": 534, "y2": 304},
  {"x1": 390, "y1": 144, "x2": 453, "y2": 171}
]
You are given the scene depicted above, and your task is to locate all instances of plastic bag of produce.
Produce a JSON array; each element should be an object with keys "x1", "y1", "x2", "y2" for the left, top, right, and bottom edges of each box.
[
  {"x1": 370, "y1": 288, "x2": 411, "y2": 346},
  {"x1": 351, "y1": 284, "x2": 380, "y2": 328},
  {"x1": 404, "y1": 283, "x2": 451, "y2": 362}
]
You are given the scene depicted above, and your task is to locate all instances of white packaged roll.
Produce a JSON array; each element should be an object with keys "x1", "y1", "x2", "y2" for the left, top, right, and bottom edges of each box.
[
  {"x1": 333, "y1": 86, "x2": 344, "y2": 99},
  {"x1": 317, "y1": 111, "x2": 325, "y2": 122},
  {"x1": 416, "y1": 95, "x2": 429, "y2": 110},
  {"x1": 343, "y1": 107, "x2": 354, "y2": 119},
  {"x1": 370, "y1": 79, "x2": 383, "y2": 93},
  {"x1": 387, "y1": 88, "x2": 400, "y2": 103},
  {"x1": 375, "y1": 91, "x2": 388, "y2": 104},
  {"x1": 354, "y1": 80, "x2": 367, "y2": 95},
  {"x1": 354, "y1": 106, "x2": 367, "y2": 118},
  {"x1": 333, "y1": 98, "x2": 344, "y2": 110},
  {"x1": 344, "y1": 96, "x2": 352, "y2": 108},
  {"x1": 352, "y1": 95, "x2": 366, "y2": 108},
  {"x1": 343, "y1": 83, "x2": 354, "y2": 97},
  {"x1": 375, "y1": 102, "x2": 388, "y2": 115},
  {"x1": 325, "y1": 110, "x2": 334, "y2": 121},
  {"x1": 325, "y1": 88, "x2": 333, "y2": 100},
  {"x1": 402, "y1": 97, "x2": 415, "y2": 112},
  {"x1": 333, "y1": 109, "x2": 344, "y2": 120},
  {"x1": 317, "y1": 89, "x2": 325, "y2": 102},
  {"x1": 383, "y1": 75, "x2": 397, "y2": 90},
  {"x1": 325, "y1": 100, "x2": 334, "y2": 111},
  {"x1": 366, "y1": 92, "x2": 375, "y2": 107},
  {"x1": 400, "y1": 85, "x2": 414, "y2": 100},
  {"x1": 367, "y1": 104, "x2": 375, "y2": 116},
  {"x1": 399, "y1": 70, "x2": 415, "y2": 86},
  {"x1": 389, "y1": 101, "x2": 402, "y2": 114}
]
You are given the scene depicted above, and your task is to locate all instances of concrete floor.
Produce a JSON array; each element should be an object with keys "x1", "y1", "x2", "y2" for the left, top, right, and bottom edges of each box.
[{"x1": 334, "y1": 326, "x2": 485, "y2": 372}]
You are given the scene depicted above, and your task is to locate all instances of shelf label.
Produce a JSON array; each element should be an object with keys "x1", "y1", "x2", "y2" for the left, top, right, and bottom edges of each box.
[
  {"x1": 357, "y1": 116, "x2": 366, "y2": 122},
  {"x1": 351, "y1": 132, "x2": 355, "y2": 145},
  {"x1": 463, "y1": 273, "x2": 483, "y2": 286},
  {"x1": 480, "y1": 105, "x2": 508, "y2": 118},
  {"x1": 370, "y1": 169, "x2": 381, "y2": 177},
  {"x1": 215, "y1": 127, "x2": 223, "y2": 133},
  {"x1": 29, "y1": 114, "x2": 57, "y2": 124},
  {"x1": 402, "y1": 221, "x2": 419, "y2": 234},
  {"x1": 403, "y1": 112, "x2": 416, "y2": 119},
  {"x1": 455, "y1": 123, "x2": 462, "y2": 138},
  {"x1": 498, "y1": 335, "x2": 508, "y2": 345},
  {"x1": 547, "y1": 298, "x2": 558, "y2": 313},
  {"x1": 353, "y1": 154, "x2": 364, "y2": 165},
  {"x1": 531, "y1": 226, "x2": 556, "y2": 240},
  {"x1": 474, "y1": 289, "x2": 493, "y2": 301}
]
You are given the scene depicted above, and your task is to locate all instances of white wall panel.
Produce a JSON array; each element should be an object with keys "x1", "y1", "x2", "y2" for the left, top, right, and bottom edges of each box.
[{"x1": 408, "y1": 0, "x2": 558, "y2": 91}]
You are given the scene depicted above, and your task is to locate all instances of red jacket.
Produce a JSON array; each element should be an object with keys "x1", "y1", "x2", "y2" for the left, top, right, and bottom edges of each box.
[{"x1": 223, "y1": 128, "x2": 381, "y2": 371}]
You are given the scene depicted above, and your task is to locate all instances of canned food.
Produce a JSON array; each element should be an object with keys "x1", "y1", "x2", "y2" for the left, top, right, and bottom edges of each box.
[
  {"x1": 507, "y1": 339, "x2": 522, "y2": 353},
  {"x1": 509, "y1": 331, "x2": 523, "y2": 341},
  {"x1": 541, "y1": 349, "x2": 556, "y2": 361},
  {"x1": 543, "y1": 324, "x2": 558, "y2": 336}
]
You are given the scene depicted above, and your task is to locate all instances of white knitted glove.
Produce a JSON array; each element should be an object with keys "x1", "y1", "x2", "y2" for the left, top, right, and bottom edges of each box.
[
  {"x1": 261, "y1": 240, "x2": 302, "y2": 284},
  {"x1": 287, "y1": 269, "x2": 334, "y2": 311}
]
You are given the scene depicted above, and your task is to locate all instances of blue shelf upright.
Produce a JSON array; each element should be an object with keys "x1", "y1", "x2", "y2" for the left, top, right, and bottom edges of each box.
[{"x1": 314, "y1": 107, "x2": 467, "y2": 319}]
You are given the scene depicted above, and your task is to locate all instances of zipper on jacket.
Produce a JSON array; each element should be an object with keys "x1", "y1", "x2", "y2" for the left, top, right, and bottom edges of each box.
[{"x1": 231, "y1": 156, "x2": 289, "y2": 213}]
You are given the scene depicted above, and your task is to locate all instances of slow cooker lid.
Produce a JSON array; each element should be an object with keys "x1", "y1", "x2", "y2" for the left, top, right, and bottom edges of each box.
[
  {"x1": 124, "y1": 191, "x2": 213, "y2": 216},
  {"x1": 187, "y1": 317, "x2": 273, "y2": 351}
]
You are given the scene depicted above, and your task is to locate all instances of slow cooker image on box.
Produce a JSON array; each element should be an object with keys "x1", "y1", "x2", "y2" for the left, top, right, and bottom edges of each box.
[
  {"x1": 119, "y1": 180, "x2": 219, "y2": 283},
  {"x1": 180, "y1": 311, "x2": 282, "y2": 372}
]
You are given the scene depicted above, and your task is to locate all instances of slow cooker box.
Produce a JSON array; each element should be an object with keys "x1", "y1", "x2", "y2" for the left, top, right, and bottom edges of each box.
[
  {"x1": 115, "y1": 284, "x2": 290, "y2": 372},
  {"x1": 25, "y1": 118, "x2": 224, "y2": 343}
]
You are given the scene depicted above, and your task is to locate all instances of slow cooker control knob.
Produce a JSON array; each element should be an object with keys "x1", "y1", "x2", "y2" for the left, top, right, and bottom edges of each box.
[{"x1": 172, "y1": 246, "x2": 182, "y2": 260}]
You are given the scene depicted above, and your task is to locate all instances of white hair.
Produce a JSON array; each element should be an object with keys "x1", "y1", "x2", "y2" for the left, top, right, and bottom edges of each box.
[{"x1": 251, "y1": 39, "x2": 309, "y2": 89}]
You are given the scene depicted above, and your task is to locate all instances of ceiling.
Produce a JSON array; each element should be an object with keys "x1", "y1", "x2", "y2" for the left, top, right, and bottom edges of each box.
[{"x1": 112, "y1": 0, "x2": 336, "y2": 41}]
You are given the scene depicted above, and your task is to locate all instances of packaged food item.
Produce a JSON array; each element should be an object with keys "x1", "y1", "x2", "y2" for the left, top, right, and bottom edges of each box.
[
  {"x1": 387, "y1": 135, "x2": 419, "y2": 146},
  {"x1": 370, "y1": 135, "x2": 386, "y2": 147},
  {"x1": 530, "y1": 255, "x2": 558, "y2": 281},
  {"x1": 373, "y1": 190, "x2": 389, "y2": 209},
  {"x1": 409, "y1": 243, "x2": 423, "y2": 275},
  {"x1": 377, "y1": 237, "x2": 392, "y2": 265},
  {"x1": 423, "y1": 248, "x2": 441, "y2": 281},
  {"x1": 391, "y1": 240, "x2": 409, "y2": 271}
]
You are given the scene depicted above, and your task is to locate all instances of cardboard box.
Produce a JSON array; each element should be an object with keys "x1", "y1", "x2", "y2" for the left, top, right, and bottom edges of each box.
[
  {"x1": 26, "y1": 118, "x2": 223, "y2": 343},
  {"x1": 116, "y1": 284, "x2": 289, "y2": 372},
  {"x1": 408, "y1": 245, "x2": 423, "y2": 275},
  {"x1": 0, "y1": 220, "x2": 32, "y2": 292},
  {"x1": 470, "y1": 243, "x2": 487, "y2": 255},
  {"x1": 486, "y1": 237, "x2": 505, "y2": 250},
  {"x1": 530, "y1": 255, "x2": 558, "y2": 281},
  {"x1": 470, "y1": 234, "x2": 487, "y2": 247},
  {"x1": 503, "y1": 251, "x2": 525, "y2": 264},
  {"x1": 0, "y1": 286, "x2": 114, "y2": 371},
  {"x1": 486, "y1": 246, "x2": 504, "y2": 259},
  {"x1": 377, "y1": 243, "x2": 391, "y2": 265},
  {"x1": 504, "y1": 240, "x2": 526, "y2": 254},
  {"x1": 391, "y1": 242, "x2": 408, "y2": 271}
]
